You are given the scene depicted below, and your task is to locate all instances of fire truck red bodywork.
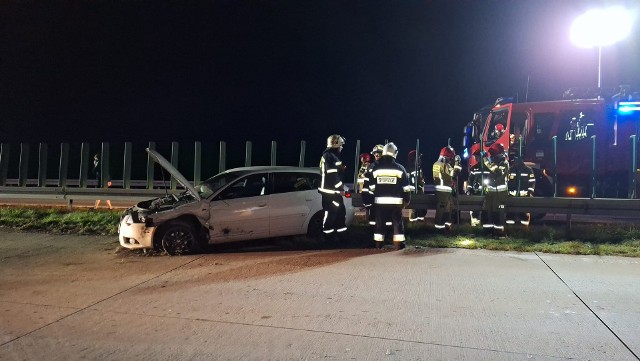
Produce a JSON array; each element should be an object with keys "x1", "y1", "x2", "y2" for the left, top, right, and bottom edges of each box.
[{"x1": 475, "y1": 98, "x2": 638, "y2": 198}]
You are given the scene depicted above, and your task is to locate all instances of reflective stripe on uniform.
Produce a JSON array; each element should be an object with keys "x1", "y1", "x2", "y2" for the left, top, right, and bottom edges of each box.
[
  {"x1": 393, "y1": 235, "x2": 405, "y2": 242},
  {"x1": 487, "y1": 185, "x2": 508, "y2": 192},
  {"x1": 326, "y1": 169, "x2": 338, "y2": 173},
  {"x1": 375, "y1": 197, "x2": 404, "y2": 205},
  {"x1": 435, "y1": 185, "x2": 452, "y2": 192},
  {"x1": 374, "y1": 233, "x2": 384, "y2": 241},
  {"x1": 319, "y1": 188, "x2": 340, "y2": 194}
]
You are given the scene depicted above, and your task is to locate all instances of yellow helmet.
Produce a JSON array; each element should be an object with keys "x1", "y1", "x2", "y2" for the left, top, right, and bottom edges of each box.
[{"x1": 371, "y1": 144, "x2": 384, "y2": 154}]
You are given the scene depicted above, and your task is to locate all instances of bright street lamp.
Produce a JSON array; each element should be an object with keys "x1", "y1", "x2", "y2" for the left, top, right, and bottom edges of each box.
[{"x1": 570, "y1": 6, "x2": 633, "y2": 91}]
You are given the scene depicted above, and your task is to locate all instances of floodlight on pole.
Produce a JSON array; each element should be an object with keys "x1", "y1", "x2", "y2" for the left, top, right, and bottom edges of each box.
[{"x1": 570, "y1": 7, "x2": 633, "y2": 91}]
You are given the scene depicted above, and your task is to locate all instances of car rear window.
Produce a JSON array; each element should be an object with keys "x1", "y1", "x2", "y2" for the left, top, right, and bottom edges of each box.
[{"x1": 272, "y1": 172, "x2": 320, "y2": 194}]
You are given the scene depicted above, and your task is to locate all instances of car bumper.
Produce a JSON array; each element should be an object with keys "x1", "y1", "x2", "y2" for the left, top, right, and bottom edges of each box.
[{"x1": 118, "y1": 215, "x2": 157, "y2": 250}]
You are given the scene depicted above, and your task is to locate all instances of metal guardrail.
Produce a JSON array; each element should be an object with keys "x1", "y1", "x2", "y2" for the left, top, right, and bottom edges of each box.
[
  {"x1": 0, "y1": 186, "x2": 180, "y2": 203},
  {"x1": 351, "y1": 194, "x2": 640, "y2": 218},
  {"x1": 2, "y1": 178, "x2": 172, "y2": 188},
  {"x1": 3, "y1": 184, "x2": 640, "y2": 219}
]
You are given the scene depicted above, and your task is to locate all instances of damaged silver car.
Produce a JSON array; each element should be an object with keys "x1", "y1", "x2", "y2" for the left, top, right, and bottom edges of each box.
[{"x1": 118, "y1": 149, "x2": 355, "y2": 254}]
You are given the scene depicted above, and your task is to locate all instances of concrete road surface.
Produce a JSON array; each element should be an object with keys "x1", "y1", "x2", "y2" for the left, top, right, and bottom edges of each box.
[{"x1": 0, "y1": 230, "x2": 639, "y2": 360}]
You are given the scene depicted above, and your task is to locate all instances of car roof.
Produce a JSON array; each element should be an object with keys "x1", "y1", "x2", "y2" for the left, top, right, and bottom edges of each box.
[{"x1": 223, "y1": 166, "x2": 320, "y2": 174}]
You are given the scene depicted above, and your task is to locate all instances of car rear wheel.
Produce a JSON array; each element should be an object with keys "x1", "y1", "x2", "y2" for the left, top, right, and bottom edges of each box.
[
  {"x1": 306, "y1": 212, "x2": 324, "y2": 240},
  {"x1": 159, "y1": 220, "x2": 198, "y2": 255}
]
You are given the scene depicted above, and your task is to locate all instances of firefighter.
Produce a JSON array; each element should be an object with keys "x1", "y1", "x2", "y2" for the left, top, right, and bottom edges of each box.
[
  {"x1": 319, "y1": 134, "x2": 348, "y2": 242},
  {"x1": 370, "y1": 142, "x2": 411, "y2": 250},
  {"x1": 466, "y1": 143, "x2": 489, "y2": 227},
  {"x1": 362, "y1": 145, "x2": 383, "y2": 229},
  {"x1": 432, "y1": 146, "x2": 461, "y2": 230},
  {"x1": 490, "y1": 123, "x2": 505, "y2": 141},
  {"x1": 506, "y1": 157, "x2": 536, "y2": 226},
  {"x1": 481, "y1": 142, "x2": 509, "y2": 235},
  {"x1": 356, "y1": 152, "x2": 371, "y2": 193},
  {"x1": 407, "y1": 150, "x2": 427, "y2": 222}
]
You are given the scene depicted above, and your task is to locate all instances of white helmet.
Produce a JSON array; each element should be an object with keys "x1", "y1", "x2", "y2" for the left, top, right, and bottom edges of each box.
[
  {"x1": 326, "y1": 134, "x2": 345, "y2": 148},
  {"x1": 382, "y1": 142, "x2": 398, "y2": 158}
]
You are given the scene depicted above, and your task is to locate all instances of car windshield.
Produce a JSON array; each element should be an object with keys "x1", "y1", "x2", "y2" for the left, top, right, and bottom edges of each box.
[{"x1": 197, "y1": 170, "x2": 253, "y2": 198}]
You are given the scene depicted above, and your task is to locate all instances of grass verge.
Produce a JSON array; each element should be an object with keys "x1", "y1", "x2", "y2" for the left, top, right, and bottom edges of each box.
[
  {"x1": 1, "y1": 206, "x2": 639, "y2": 257},
  {"x1": 0, "y1": 206, "x2": 120, "y2": 236}
]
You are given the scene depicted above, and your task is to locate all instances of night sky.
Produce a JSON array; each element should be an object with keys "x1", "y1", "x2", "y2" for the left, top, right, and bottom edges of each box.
[{"x1": 1, "y1": 0, "x2": 639, "y2": 175}]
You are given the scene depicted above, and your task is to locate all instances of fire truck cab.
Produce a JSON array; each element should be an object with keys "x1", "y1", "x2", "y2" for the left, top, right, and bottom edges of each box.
[{"x1": 463, "y1": 87, "x2": 640, "y2": 198}]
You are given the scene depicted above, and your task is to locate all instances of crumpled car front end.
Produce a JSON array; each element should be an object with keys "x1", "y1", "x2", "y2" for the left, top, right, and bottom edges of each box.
[
  {"x1": 119, "y1": 148, "x2": 204, "y2": 251},
  {"x1": 119, "y1": 208, "x2": 156, "y2": 250},
  {"x1": 118, "y1": 192, "x2": 196, "y2": 250}
]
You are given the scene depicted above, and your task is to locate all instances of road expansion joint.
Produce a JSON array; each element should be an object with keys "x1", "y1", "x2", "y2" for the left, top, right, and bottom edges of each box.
[
  {"x1": 0, "y1": 255, "x2": 205, "y2": 348},
  {"x1": 534, "y1": 252, "x2": 640, "y2": 361}
]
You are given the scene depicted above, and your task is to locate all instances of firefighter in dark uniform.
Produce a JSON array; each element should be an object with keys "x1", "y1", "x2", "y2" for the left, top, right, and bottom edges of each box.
[
  {"x1": 319, "y1": 134, "x2": 347, "y2": 241},
  {"x1": 362, "y1": 144, "x2": 383, "y2": 229},
  {"x1": 370, "y1": 142, "x2": 411, "y2": 250},
  {"x1": 466, "y1": 143, "x2": 490, "y2": 227},
  {"x1": 432, "y1": 146, "x2": 461, "y2": 230},
  {"x1": 407, "y1": 150, "x2": 427, "y2": 222},
  {"x1": 481, "y1": 142, "x2": 510, "y2": 235},
  {"x1": 506, "y1": 157, "x2": 536, "y2": 226}
]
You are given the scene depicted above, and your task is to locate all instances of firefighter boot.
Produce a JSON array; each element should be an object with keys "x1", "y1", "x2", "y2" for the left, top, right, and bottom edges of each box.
[
  {"x1": 322, "y1": 232, "x2": 338, "y2": 248},
  {"x1": 493, "y1": 226, "x2": 506, "y2": 238},
  {"x1": 393, "y1": 241, "x2": 405, "y2": 251},
  {"x1": 470, "y1": 211, "x2": 481, "y2": 227},
  {"x1": 443, "y1": 211, "x2": 453, "y2": 231}
]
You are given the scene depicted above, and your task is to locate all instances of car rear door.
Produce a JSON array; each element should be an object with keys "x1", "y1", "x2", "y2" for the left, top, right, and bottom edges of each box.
[
  {"x1": 208, "y1": 173, "x2": 270, "y2": 242},
  {"x1": 268, "y1": 171, "x2": 321, "y2": 238}
]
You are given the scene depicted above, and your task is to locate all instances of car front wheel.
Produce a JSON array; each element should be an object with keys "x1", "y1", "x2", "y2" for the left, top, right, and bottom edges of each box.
[{"x1": 159, "y1": 220, "x2": 198, "y2": 255}]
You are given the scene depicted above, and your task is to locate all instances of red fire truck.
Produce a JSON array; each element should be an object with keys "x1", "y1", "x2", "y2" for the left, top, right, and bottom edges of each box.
[{"x1": 462, "y1": 86, "x2": 640, "y2": 198}]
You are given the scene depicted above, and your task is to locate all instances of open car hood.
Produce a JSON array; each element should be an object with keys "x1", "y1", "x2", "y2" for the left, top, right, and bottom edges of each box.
[{"x1": 146, "y1": 148, "x2": 201, "y2": 201}]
